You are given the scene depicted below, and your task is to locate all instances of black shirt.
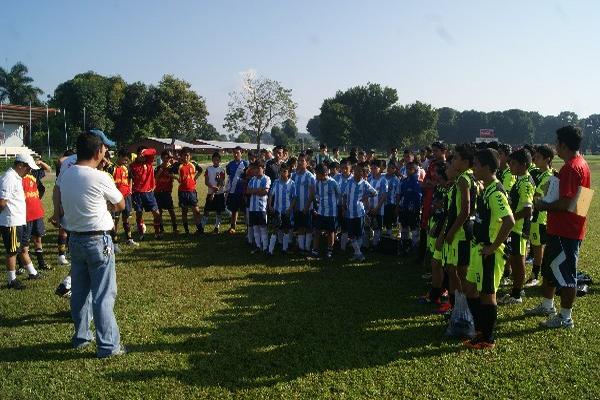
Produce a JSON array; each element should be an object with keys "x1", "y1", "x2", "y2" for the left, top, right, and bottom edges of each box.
[{"x1": 265, "y1": 159, "x2": 281, "y2": 182}]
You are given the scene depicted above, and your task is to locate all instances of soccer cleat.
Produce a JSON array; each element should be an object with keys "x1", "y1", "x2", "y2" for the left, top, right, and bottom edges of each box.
[
  {"x1": 351, "y1": 253, "x2": 366, "y2": 262},
  {"x1": 250, "y1": 247, "x2": 262, "y2": 255},
  {"x1": 28, "y1": 273, "x2": 42, "y2": 280},
  {"x1": 57, "y1": 255, "x2": 70, "y2": 266},
  {"x1": 125, "y1": 239, "x2": 140, "y2": 247},
  {"x1": 524, "y1": 303, "x2": 556, "y2": 316},
  {"x1": 421, "y1": 272, "x2": 432, "y2": 280},
  {"x1": 38, "y1": 263, "x2": 53, "y2": 271},
  {"x1": 325, "y1": 251, "x2": 333, "y2": 259},
  {"x1": 540, "y1": 314, "x2": 574, "y2": 329},
  {"x1": 7, "y1": 279, "x2": 25, "y2": 290},
  {"x1": 310, "y1": 250, "x2": 320, "y2": 258},
  {"x1": 154, "y1": 234, "x2": 163, "y2": 240},
  {"x1": 500, "y1": 277, "x2": 512, "y2": 286},
  {"x1": 464, "y1": 338, "x2": 495, "y2": 350},
  {"x1": 227, "y1": 228, "x2": 236, "y2": 235},
  {"x1": 98, "y1": 344, "x2": 128, "y2": 359},
  {"x1": 524, "y1": 277, "x2": 539, "y2": 288},
  {"x1": 16, "y1": 267, "x2": 25, "y2": 275},
  {"x1": 498, "y1": 294, "x2": 523, "y2": 305},
  {"x1": 55, "y1": 282, "x2": 71, "y2": 298},
  {"x1": 213, "y1": 227, "x2": 219, "y2": 234}
]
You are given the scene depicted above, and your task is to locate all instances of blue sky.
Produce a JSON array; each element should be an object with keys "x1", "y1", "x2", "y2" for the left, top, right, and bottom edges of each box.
[{"x1": 2, "y1": 0, "x2": 599, "y2": 133}]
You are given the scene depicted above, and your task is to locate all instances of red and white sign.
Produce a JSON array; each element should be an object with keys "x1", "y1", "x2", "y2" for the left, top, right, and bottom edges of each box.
[{"x1": 480, "y1": 129, "x2": 495, "y2": 138}]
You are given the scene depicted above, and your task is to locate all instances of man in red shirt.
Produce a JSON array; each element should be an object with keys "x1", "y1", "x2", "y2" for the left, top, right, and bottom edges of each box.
[
  {"x1": 129, "y1": 146, "x2": 163, "y2": 239},
  {"x1": 155, "y1": 150, "x2": 178, "y2": 233},
  {"x1": 21, "y1": 171, "x2": 51, "y2": 271},
  {"x1": 170, "y1": 147, "x2": 204, "y2": 234},
  {"x1": 107, "y1": 149, "x2": 138, "y2": 246},
  {"x1": 419, "y1": 141, "x2": 447, "y2": 258},
  {"x1": 526, "y1": 126, "x2": 591, "y2": 329}
]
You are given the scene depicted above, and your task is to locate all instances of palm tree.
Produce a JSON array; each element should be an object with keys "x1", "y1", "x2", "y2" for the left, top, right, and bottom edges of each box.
[{"x1": 0, "y1": 62, "x2": 43, "y2": 105}]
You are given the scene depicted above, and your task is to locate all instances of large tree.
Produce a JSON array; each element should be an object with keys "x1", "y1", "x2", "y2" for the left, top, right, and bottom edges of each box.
[
  {"x1": 223, "y1": 72, "x2": 297, "y2": 150},
  {"x1": 0, "y1": 62, "x2": 43, "y2": 105}
]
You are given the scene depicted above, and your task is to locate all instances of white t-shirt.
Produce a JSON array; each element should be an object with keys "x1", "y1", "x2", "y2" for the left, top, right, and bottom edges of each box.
[
  {"x1": 0, "y1": 168, "x2": 26, "y2": 227},
  {"x1": 57, "y1": 154, "x2": 77, "y2": 184},
  {"x1": 205, "y1": 165, "x2": 225, "y2": 195},
  {"x1": 58, "y1": 165, "x2": 123, "y2": 232}
]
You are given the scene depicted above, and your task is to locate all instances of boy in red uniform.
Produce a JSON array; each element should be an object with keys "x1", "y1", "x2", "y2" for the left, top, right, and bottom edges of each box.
[
  {"x1": 155, "y1": 150, "x2": 178, "y2": 233},
  {"x1": 129, "y1": 146, "x2": 163, "y2": 240},
  {"x1": 170, "y1": 148, "x2": 204, "y2": 234},
  {"x1": 21, "y1": 170, "x2": 51, "y2": 271},
  {"x1": 107, "y1": 149, "x2": 138, "y2": 246}
]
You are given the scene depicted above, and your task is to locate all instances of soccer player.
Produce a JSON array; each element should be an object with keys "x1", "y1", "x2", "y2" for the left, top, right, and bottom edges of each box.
[
  {"x1": 170, "y1": 148, "x2": 203, "y2": 235},
  {"x1": 343, "y1": 163, "x2": 377, "y2": 262},
  {"x1": 312, "y1": 163, "x2": 341, "y2": 259},
  {"x1": 526, "y1": 126, "x2": 591, "y2": 329},
  {"x1": 420, "y1": 141, "x2": 447, "y2": 259},
  {"x1": 383, "y1": 162, "x2": 400, "y2": 237},
  {"x1": 496, "y1": 144, "x2": 516, "y2": 191},
  {"x1": 315, "y1": 143, "x2": 332, "y2": 165},
  {"x1": 499, "y1": 149, "x2": 534, "y2": 305},
  {"x1": 334, "y1": 159, "x2": 353, "y2": 251},
  {"x1": 21, "y1": 164, "x2": 51, "y2": 271},
  {"x1": 268, "y1": 163, "x2": 295, "y2": 255},
  {"x1": 154, "y1": 150, "x2": 178, "y2": 233},
  {"x1": 225, "y1": 146, "x2": 249, "y2": 234},
  {"x1": 129, "y1": 146, "x2": 163, "y2": 240},
  {"x1": 203, "y1": 151, "x2": 226, "y2": 233},
  {"x1": 107, "y1": 149, "x2": 138, "y2": 246},
  {"x1": 293, "y1": 153, "x2": 316, "y2": 252},
  {"x1": 398, "y1": 161, "x2": 422, "y2": 254},
  {"x1": 525, "y1": 145, "x2": 554, "y2": 287},
  {"x1": 463, "y1": 148, "x2": 515, "y2": 349},
  {"x1": 246, "y1": 162, "x2": 271, "y2": 253},
  {"x1": 367, "y1": 160, "x2": 388, "y2": 248}
]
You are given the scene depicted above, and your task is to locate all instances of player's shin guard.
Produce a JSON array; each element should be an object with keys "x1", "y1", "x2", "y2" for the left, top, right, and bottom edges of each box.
[
  {"x1": 253, "y1": 226, "x2": 262, "y2": 249},
  {"x1": 305, "y1": 233, "x2": 313, "y2": 251},
  {"x1": 34, "y1": 248, "x2": 46, "y2": 268},
  {"x1": 123, "y1": 220, "x2": 132, "y2": 240},
  {"x1": 340, "y1": 232, "x2": 348, "y2": 251},
  {"x1": 351, "y1": 239, "x2": 362, "y2": 255},
  {"x1": 57, "y1": 235, "x2": 67, "y2": 256},
  {"x1": 268, "y1": 234, "x2": 277, "y2": 254},
  {"x1": 260, "y1": 227, "x2": 268, "y2": 251},
  {"x1": 283, "y1": 233, "x2": 290, "y2": 251}
]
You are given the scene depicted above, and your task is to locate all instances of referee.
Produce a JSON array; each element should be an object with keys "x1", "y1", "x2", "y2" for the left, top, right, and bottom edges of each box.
[{"x1": 57, "y1": 131, "x2": 127, "y2": 358}]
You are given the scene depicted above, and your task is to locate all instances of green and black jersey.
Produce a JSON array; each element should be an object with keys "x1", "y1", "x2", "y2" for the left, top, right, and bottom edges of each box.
[
  {"x1": 532, "y1": 168, "x2": 554, "y2": 225},
  {"x1": 508, "y1": 173, "x2": 535, "y2": 236},
  {"x1": 444, "y1": 169, "x2": 477, "y2": 240},
  {"x1": 473, "y1": 180, "x2": 513, "y2": 245},
  {"x1": 496, "y1": 166, "x2": 515, "y2": 192}
]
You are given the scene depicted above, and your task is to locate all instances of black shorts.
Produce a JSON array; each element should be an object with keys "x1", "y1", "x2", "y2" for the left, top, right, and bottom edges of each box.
[
  {"x1": 226, "y1": 193, "x2": 246, "y2": 212},
  {"x1": 1, "y1": 225, "x2": 23, "y2": 255},
  {"x1": 294, "y1": 211, "x2": 313, "y2": 230},
  {"x1": 205, "y1": 193, "x2": 226, "y2": 213},
  {"x1": 508, "y1": 232, "x2": 527, "y2": 256},
  {"x1": 369, "y1": 214, "x2": 383, "y2": 230},
  {"x1": 275, "y1": 212, "x2": 292, "y2": 230},
  {"x1": 398, "y1": 209, "x2": 420, "y2": 230},
  {"x1": 178, "y1": 191, "x2": 198, "y2": 208},
  {"x1": 21, "y1": 218, "x2": 46, "y2": 247},
  {"x1": 132, "y1": 192, "x2": 158, "y2": 212},
  {"x1": 155, "y1": 192, "x2": 174, "y2": 210},
  {"x1": 248, "y1": 211, "x2": 267, "y2": 226},
  {"x1": 383, "y1": 204, "x2": 398, "y2": 227},
  {"x1": 347, "y1": 217, "x2": 364, "y2": 239},
  {"x1": 541, "y1": 235, "x2": 581, "y2": 289},
  {"x1": 315, "y1": 215, "x2": 337, "y2": 233}
]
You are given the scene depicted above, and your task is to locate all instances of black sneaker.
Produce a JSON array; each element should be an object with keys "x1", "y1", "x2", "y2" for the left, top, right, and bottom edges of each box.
[
  {"x1": 55, "y1": 282, "x2": 71, "y2": 298},
  {"x1": 7, "y1": 279, "x2": 25, "y2": 290},
  {"x1": 250, "y1": 247, "x2": 262, "y2": 255},
  {"x1": 213, "y1": 227, "x2": 219, "y2": 234},
  {"x1": 28, "y1": 273, "x2": 43, "y2": 280},
  {"x1": 38, "y1": 263, "x2": 53, "y2": 271},
  {"x1": 326, "y1": 251, "x2": 333, "y2": 259},
  {"x1": 16, "y1": 267, "x2": 25, "y2": 275},
  {"x1": 98, "y1": 344, "x2": 127, "y2": 359}
]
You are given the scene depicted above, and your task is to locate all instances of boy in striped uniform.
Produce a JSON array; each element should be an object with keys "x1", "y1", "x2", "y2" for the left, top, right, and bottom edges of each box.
[
  {"x1": 343, "y1": 163, "x2": 377, "y2": 262},
  {"x1": 312, "y1": 164, "x2": 341, "y2": 259},
  {"x1": 499, "y1": 149, "x2": 535, "y2": 305},
  {"x1": 383, "y1": 162, "x2": 400, "y2": 237},
  {"x1": 367, "y1": 160, "x2": 388, "y2": 248},
  {"x1": 293, "y1": 154, "x2": 316, "y2": 252},
  {"x1": 155, "y1": 150, "x2": 178, "y2": 233},
  {"x1": 334, "y1": 159, "x2": 353, "y2": 251},
  {"x1": 170, "y1": 148, "x2": 203, "y2": 235},
  {"x1": 107, "y1": 149, "x2": 138, "y2": 246},
  {"x1": 268, "y1": 163, "x2": 295, "y2": 255},
  {"x1": 247, "y1": 162, "x2": 271, "y2": 254}
]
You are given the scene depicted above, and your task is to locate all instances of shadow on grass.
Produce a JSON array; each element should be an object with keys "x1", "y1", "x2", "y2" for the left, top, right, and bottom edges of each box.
[
  {"x1": 0, "y1": 341, "x2": 91, "y2": 363},
  {"x1": 0, "y1": 310, "x2": 71, "y2": 328},
  {"x1": 107, "y1": 259, "x2": 462, "y2": 390}
]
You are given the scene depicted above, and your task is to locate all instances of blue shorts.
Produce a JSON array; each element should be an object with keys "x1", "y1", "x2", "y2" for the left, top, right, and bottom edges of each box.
[
  {"x1": 347, "y1": 217, "x2": 364, "y2": 239},
  {"x1": 293, "y1": 211, "x2": 312, "y2": 230},
  {"x1": 542, "y1": 234, "x2": 581, "y2": 289},
  {"x1": 248, "y1": 211, "x2": 267, "y2": 226},
  {"x1": 178, "y1": 191, "x2": 198, "y2": 208},
  {"x1": 113, "y1": 196, "x2": 133, "y2": 218},
  {"x1": 155, "y1": 192, "x2": 174, "y2": 210},
  {"x1": 133, "y1": 192, "x2": 158, "y2": 212},
  {"x1": 315, "y1": 215, "x2": 337, "y2": 232},
  {"x1": 21, "y1": 219, "x2": 45, "y2": 247}
]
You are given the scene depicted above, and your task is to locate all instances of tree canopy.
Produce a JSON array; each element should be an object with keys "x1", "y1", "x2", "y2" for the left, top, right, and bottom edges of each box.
[{"x1": 0, "y1": 62, "x2": 44, "y2": 105}]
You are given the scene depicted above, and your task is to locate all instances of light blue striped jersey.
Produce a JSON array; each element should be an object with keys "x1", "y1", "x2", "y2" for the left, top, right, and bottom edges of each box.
[
  {"x1": 293, "y1": 170, "x2": 316, "y2": 211},
  {"x1": 344, "y1": 178, "x2": 378, "y2": 218},
  {"x1": 316, "y1": 177, "x2": 341, "y2": 217},
  {"x1": 385, "y1": 174, "x2": 400, "y2": 205},
  {"x1": 248, "y1": 175, "x2": 271, "y2": 212},
  {"x1": 270, "y1": 178, "x2": 296, "y2": 214},
  {"x1": 333, "y1": 173, "x2": 353, "y2": 205},
  {"x1": 368, "y1": 175, "x2": 388, "y2": 216}
]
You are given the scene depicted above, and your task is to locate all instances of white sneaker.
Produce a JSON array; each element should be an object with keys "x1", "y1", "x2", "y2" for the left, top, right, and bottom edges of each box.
[
  {"x1": 524, "y1": 277, "x2": 539, "y2": 288},
  {"x1": 498, "y1": 294, "x2": 523, "y2": 305},
  {"x1": 540, "y1": 314, "x2": 574, "y2": 329},
  {"x1": 421, "y1": 272, "x2": 432, "y2": 280},
  {"x1": 500, "y1": 277, "x2": 512, "y2": 286},
  {"x1": 524, "y1": 303, "x2": 556, "y2": 316},
  {"x1": 351, "y1": 253, "x2": 366, "y2": 262},
  {"x1": 125, "y1": 239, "x2": 140, "y2": 247},
  {"x1": 57, "y1": 255, "x2": 70, "y2": 266}
]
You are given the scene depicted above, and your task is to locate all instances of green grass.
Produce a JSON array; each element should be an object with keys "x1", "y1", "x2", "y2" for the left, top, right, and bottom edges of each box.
[{"x1": 1, "y1": 158, "x2": 600, "y2": 399}]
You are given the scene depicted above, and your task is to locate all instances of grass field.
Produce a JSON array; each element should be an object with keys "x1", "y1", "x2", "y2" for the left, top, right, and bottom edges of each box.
[{"x1": 1, "y1": 158, "x2": 599, "y2": 400}]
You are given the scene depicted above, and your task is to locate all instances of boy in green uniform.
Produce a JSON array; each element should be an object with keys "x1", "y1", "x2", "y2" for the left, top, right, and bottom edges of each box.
[
  {"x1": 464, "y1": 148, "x2": 515, "y2": 349},
  {"x1": 496, "y1": 144, "x2": 516, "y2": 191},
  {"x1": 499, "y1": 149, "x2": 535, "y2": 305},
  {"x1": 525, "y1": 145, "x2": 554, "y2": 287}
]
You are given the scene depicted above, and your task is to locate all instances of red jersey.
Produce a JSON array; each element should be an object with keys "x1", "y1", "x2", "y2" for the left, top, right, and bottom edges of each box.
[
  {"x1": 111, "y1": 164, "x2": 131, "y2": 197},
  {"x1": 420, "y1": 159, "x2": 442, "y2": 228},
  {"x1": 547, "y1": 155, "x2": 591, "y2": 240},
  {"x1": 130, "y1": 148, "x2": 157, "y2": 193},
  {"x1": 23, "y1": 174, "x2": 44, "y2": 222},
  {"x1": 155, "y1": 165, "x2": 174, "y2": 193},
  {"x1": 172, "y1": 161, "x2": 201, "y2": 192}
]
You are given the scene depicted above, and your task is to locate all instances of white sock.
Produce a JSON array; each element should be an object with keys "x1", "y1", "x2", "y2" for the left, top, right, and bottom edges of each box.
[
  {"x1": 560, "y1": 307, "x2": 572, "y2": 320},
  {"x1": 373, "y1": 230, "x2": 381, "y2": 245},
  {"x1": 340, "y1": 232, "x2": 348, "y2": 250},
  {"x1": 247, "y1": 226, "x2": 254, "y2": 244},
  {"x1": 277, "y1": 231, "x2": 283, "y2": 244},
  {"x1": 542, "y1": 297, "x2": 554, "y2": 309},
  {"x1": 305, "y1": 233, "x2": 313, "y2": 250},
  {"x1": 268, "y1": 234, "x2": 277, "y2": 254},
  {"x1": 7, "y1": 270, "x2": 16, "y2": 283},
  {"x1": 351, "y1": 240, "x2": 362, "y2": 255},
  {"x1": 62, "y1": 275, "x2": 72, "y2": 289},
  {"x1": 25, "y1": 263, "x2": 38, "y2": 276},
  {"x1": 297, "y1": 234, "x2": 306, "y2": 251},
  {"x1": 215, "y1": 215, "x2": 221, "y2": 227},
  {"x1": 260, "y1": 227, "x2": 269, "y2": 251},
  {"x1": 283, "y1": 234, "x2": 290, "y2": 251},
  {"x1": 411, "y1": 229, "x2": 420, "y2": 247},
  {"x1": 253, "y1": 226, "x2": 262, "y2": 248}
]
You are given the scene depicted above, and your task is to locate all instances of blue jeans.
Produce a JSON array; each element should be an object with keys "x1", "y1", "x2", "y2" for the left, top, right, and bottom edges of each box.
[{"x1": 69, "y1": 233, "x2": 121, "y2": 357}]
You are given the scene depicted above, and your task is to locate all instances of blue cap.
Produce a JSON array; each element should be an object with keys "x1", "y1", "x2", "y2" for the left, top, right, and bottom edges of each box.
[{"x1": 89, "y1": 129, "x2": 116, "y2": 147}]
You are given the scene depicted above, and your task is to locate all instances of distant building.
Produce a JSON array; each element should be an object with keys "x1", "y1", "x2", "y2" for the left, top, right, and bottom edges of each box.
[{"x1": 0, "y1": 104, "x2": 59, "y2": 157}]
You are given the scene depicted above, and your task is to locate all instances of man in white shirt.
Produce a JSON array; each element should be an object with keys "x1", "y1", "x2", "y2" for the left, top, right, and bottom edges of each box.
[
  {"x1": 0, "y1": 154, "x2": 42, "y2": 289},
  {"x1": 57, "y1": 131, "x2": 126, "y2": 358}
]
